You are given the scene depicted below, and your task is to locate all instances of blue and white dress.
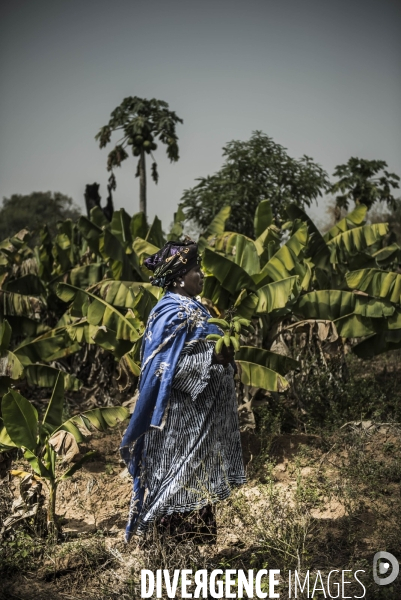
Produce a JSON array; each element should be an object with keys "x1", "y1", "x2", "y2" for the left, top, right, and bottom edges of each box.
[{"x1": 120, "y1": 291, "x2": 246, "y2": 541}]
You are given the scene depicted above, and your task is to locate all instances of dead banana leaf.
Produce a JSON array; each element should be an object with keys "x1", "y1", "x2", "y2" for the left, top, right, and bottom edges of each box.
[{"x1": 49, "y1": 430, "x2": 80, "y2": 462}]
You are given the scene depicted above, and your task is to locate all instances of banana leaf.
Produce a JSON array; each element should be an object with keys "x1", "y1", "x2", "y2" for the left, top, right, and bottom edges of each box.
[
  {"x1": 2, "y1": 390, "x2": 38, "y2": 452},
  {"x1": 25, "y1": 364, "x2": 82, "y2": 391},
  {"x1": 202, "y1": 248, "x2": 256, "y2": 294},
  {"x1": 0, "y1": 320, "x2": 11, "y2": 351},
  {"x1": 372, "y1": 244, "x2": 401, "y2": 267},
  {"x1": 254, "y1": 200, "x2": 273, "y2": 238},
  {"x1": 58, "y1": 406, "x2": 129, "y2": 444},
  {"x1": 3, "y1": 316, "x2": 49, "y2": 338},
  {"x1": 236, "y1": 346, "x2": 299, "y2": 375},
  {"x1": 92, "y1": 327, "x2": 135, "y2": 360},
  {"x1": 346, "y1": 269, "x2": 401, "y2": 305},
  {"x1": 3, "y1": 274, "x2": 46, "y2": 297},
  {"x1": 77, "y1": 216, "x2": 103, "y2": 254},
  {"x1": 204, "y1": 206, "x2": 231, "y2": 237},
  {"x1": 323, "y1": 204, "x2": 367, "y2": 242},
  {"x1": 286, "y1": 204, "x2": 330, "y2": 270},
  {"x1": 100, "y1": 229, "x2": 137, "y2": 280},
  {"x1": 233, "y1": 290, "x2": 259, "y2": 320},
  {"x1": 253, "y1": 223, "x2": 308, "y2": 287},
  {"x1": 236, "y1": 360, "x2": 289, "y2": 392},
  {"x1": 254, "y1": 225, "x2": 281, "y2": 260},
  {"x1": 146, "y1": 216, "x2": 165, "y2": 248},
  {"x1": 0, "y1": 350, "x2": 24, "y2": 380},
  {"x1": 133, "y1": 237, "x2": 160, "y2": 262},
  {"x1": 110, "y1": 208, "x2": 132, "y2": 248},
  {"x1": 90, "y1": 206, "x2": 110, "y2": 229},
  {"x1": 70, "y1": 264, "x2": 106, "y2": 288},
  {"x1": 327, "y1": 223, "x2": 388, "y2": 264},
  {"x1": 131, "y1": 286, "x2": 159, "y2": 322},
  {"x1": 256, "y1": 276, "x2": 301, "y2": 314},
  {"x1": 201, "y1": 276, "x2": 232, "y2": 313},
  {"x1": 57, "y1": 283, "x2": 140, "y2": 342},
  {"x1": 334, "y1": 313, "x2": 380, "y2": 337},
  {"x1": 0, "y1": 417, "x2": 17, "y2": 449},
  {"x1": 93, "y1": 280, "x2": 136, "y2": 308},
  {"x1": 119, "y1": 352, "x2": 141, "y2": 377},
  {"x1": 296, "y1": 289, "x2": 395, "y2": 321},
  {"x1": 295, "y1": 290, "x2": 396, "y2": 338},
  {"x1": 95, "y1": 280, "x2": 161, "y2": 309},
  {"x1": 15, "y1": 327, "x2": 82, "y2": 366},
  {"x1": 0, "y1": 289, "x2": 45, "y2": 320},
  {"x1": 130, "y1": 212, "x2": 148, "y2": 241},
  {"x1": 210, "y1": 233, "x2": 260, "y2": 276},
  {"x1": 53, "y1": 220, "x2": 81, "y2": 272}
]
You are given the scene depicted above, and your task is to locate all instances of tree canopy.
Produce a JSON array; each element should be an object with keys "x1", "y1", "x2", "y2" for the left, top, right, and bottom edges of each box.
[
  {"x1": 96, "y1": 96, "x2": 183, "y2": 218},
  {"x1": 0, "y1": 192, "x2": 81, "y2": 242},
  {"x1": 180, "y1": 131, "x2": 329, "y2": 237},
  {"x1": 331, "y1": 157, "x2": 400, "y2": 212}
]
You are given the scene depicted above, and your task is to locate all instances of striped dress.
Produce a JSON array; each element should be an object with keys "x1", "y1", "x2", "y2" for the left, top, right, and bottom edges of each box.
[{"x1": 133, "y1": 338, "x2": 246, "y2": 535}]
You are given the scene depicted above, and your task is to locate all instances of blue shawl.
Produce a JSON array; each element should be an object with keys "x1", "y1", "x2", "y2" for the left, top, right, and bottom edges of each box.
[{"x1": 120, "y1": 291, "x2": 220, "y2": 540}]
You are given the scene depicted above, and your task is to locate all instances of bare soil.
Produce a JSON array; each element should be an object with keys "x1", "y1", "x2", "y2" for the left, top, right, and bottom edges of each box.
[{"x1": 1, "y1": 419, "x2": 400, "y2": 599}]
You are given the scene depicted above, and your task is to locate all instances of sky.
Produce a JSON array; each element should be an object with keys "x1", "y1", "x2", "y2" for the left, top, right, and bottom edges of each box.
[{"x1": 1, "y1": 0, "x2": 400, "y2": 231}]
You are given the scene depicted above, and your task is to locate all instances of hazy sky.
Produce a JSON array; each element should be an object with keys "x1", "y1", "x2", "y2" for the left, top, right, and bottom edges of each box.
[{"x1": 1, "y1": 0, "x2": 400, "y2": 230}]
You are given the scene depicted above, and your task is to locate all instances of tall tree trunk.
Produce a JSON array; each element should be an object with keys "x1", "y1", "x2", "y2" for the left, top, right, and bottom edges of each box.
[{"x1": 139, "y1": 149, "x2": 147, "y2": 217}]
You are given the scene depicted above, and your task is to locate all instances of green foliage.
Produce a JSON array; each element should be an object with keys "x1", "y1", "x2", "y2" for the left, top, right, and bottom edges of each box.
[
  {"x1": 1, "y1": 192, "x2": 401, "y2": 448},
  {"x1": 0, "y1": 192, "x2": 81, "y2": 243},
  {"x1": 0, "y1": 375, "x2": 129, "y2": 531},
  {"x1": 181, "y1": 131, "x2": 329, "y2": 236},
  {"x1": 0, "y1": 529, "x2": 39, "y2": 575},
  {"x1": 293, "y1": 355, "x2": 401, "y2": 431},
  {"x1": 331, "y1": 157, "x2": 400, "y2": 212},
  {"x1": 236, "y1": 346, "x2": 299, "y2": 392}
]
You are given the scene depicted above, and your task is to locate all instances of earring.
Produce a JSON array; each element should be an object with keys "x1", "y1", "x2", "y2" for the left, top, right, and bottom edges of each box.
[
  {"x1": 173, "y1": 281, "x2": 177, "y2": 287},
  {"x1": 179, "y1": 281, "x2": 185, "y2": 287}
]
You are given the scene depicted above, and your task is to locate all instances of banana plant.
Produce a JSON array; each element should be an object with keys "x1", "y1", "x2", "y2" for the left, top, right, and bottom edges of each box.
[
  {"x1": 53, "y1": 281, "x2": 157, "y2": 376},
  {"x1": 0, "y1": 231, "x2": 48, "y2": 336},
  {"x1": 55, "y1": 282, "x2": 142, "y2": 360},
  {"x1": 2, "y1": 196, "x2": 401, "y2": 409},
  {"x1": 0, "y1": 373, "x2": 129, "y2": 534},
  {"x1": 287, "y1": 203, "x2": 392, "y2": 289},
  {"x1": 294, "y1": 289, "x2": 399, "y2": 338},
  {"x1": 343, "y1": 268, "x2": 401, "y2": 358}
]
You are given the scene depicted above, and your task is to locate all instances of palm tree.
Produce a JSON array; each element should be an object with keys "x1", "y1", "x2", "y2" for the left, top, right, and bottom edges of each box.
[{"x1": 96, "y1": 97, "x2": 183, "y2": 218}]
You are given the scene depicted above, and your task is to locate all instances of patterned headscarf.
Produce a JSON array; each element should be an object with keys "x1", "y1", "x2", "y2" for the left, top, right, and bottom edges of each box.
[{"x1": 144, "y1": 240, "x2": 200, "y2": 288}]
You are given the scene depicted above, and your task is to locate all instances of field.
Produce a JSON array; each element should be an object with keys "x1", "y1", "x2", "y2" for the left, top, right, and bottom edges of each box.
[{"x1": 1, "y1": 351, "x2": 400, "y2": 600}]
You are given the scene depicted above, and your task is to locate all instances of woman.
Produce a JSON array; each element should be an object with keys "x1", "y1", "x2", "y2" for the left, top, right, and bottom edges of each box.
[{"x1": 120, "y1": 240, "x2": 246, "y2": 542}]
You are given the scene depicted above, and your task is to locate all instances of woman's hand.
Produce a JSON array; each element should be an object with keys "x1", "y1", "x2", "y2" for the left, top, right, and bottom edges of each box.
[{"x1": 212, "y1": 344, "x2": 235, "y2": 367}]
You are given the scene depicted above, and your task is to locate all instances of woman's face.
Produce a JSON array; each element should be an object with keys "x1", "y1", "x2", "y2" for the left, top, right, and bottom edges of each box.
[{"x1": 180, "y1": 265, "x2": 204, "y2": 297}]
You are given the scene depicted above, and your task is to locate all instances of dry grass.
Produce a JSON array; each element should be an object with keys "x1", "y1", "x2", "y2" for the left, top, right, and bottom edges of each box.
[{"x1": 2, "y1": 355, "x2": 401, "y2": 599}]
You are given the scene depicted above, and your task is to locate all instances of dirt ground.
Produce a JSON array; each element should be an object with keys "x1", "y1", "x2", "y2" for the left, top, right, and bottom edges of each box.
[{"x1": 1, "y1": 420, "x2": 401, "y2": 599}]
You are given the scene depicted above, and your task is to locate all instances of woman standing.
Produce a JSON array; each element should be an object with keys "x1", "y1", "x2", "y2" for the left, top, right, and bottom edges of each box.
[{"x1": 120, "y1": 240, "x2": 246, "y2": 542}]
